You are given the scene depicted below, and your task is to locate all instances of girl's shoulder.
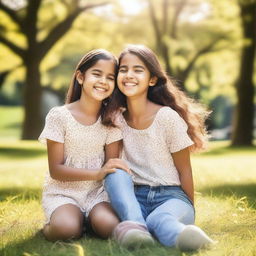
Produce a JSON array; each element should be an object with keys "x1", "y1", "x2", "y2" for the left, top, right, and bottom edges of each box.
[
  {"x1": 156, "y1": 106, "x2": 187, "y2": 128},
  {"x1": 46, "y1": 105, "x2": 67, "y2": 121},
  {"x1": 47, "y1": 105, "x2": 66, "y2": 115},
  {"x1": 48, "y1": 104, "x2": 65, "y2": 112},
  {"x1": 156, "y1": 106, "x2": 179, "y2": 120}
]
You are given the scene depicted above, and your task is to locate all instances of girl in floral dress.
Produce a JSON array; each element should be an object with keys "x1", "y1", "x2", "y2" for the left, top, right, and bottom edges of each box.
[
  {"x1": 39, "y1": 49, "x2": 129, "y2": 241},
  {"x1": 105, "y1": 45, "x2": 214, "y2": 251}
]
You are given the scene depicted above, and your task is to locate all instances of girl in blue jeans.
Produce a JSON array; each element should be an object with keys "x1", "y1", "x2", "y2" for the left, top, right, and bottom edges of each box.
[{"x1": 104, "y1": 45, "x2": 214, "y2": 251}]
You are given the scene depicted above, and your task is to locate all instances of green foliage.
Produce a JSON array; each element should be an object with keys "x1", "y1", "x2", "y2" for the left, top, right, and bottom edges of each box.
[
  {"x1": 0, "y1": 0, "x2": 250, "y2": 104},
  {"x1": 41, "y1": 3, "x2": 154, "y2": 91},
  {"x1": 169, "y1": 0, "x2": 242, "y2": 98},
  {"x1": 209, "y1": 95, "x2": 233, "y2": 128}
]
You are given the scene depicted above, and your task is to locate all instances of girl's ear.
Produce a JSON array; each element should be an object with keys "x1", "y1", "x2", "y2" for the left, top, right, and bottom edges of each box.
[
  {"x1": 76, "y1": 70, "x2": 84, "y2": 85},
  {"x1": 149, "y1": 76, "x2": 157, "y2": 87}
]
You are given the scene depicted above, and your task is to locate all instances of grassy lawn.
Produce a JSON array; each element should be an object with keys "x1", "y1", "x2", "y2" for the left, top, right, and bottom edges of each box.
[
  {"x1": 0, "y1": 106, "x2": 256, "y2": 256},
  {"x1": 0, "y1": 106, "x2": 23, "y2": 140}
]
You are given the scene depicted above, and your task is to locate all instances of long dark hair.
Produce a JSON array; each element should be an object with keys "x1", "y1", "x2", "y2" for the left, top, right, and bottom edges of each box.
[
  {"x1": 109, "y1": 44, "x2": 210, "y2": 151},
  {"x1": 65, "y1": 49, "x2": 118, "y2": 127}
]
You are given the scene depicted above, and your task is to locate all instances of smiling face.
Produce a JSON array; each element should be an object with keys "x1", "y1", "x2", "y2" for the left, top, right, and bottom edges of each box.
[
  {"x1": 76, "y1": 59, "x2": 115, "y2": 102},
  {"x1": 117, "y1": 53, "x2": 156, "y2": 99}
]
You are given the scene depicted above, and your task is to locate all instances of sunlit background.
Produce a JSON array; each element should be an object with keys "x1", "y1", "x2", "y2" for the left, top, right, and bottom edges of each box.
[
  {"x1": 0, "y1": 1, "x2": 256, "y2": 256},
  {"x1": 0, "y1": 0, "x2": 255, "y2": 145}
]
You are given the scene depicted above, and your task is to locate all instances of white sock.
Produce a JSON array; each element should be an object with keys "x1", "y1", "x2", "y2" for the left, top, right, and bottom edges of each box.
[{"x1": 176, "y1": 225, "x2": 215, "y2": 251}]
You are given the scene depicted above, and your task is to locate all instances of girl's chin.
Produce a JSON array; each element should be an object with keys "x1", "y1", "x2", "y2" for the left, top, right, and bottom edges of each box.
[
  {"x1": 120, "y1": 89, "x2": 138, "y2": 97},
  {"x1": 92, "y1": 93, "x2": 111, "y2": 101}
]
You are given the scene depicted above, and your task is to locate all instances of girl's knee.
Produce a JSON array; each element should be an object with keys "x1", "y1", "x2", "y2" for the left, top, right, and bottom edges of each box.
[
  {"x1": 146, "y1": 211, "x2": 172, "y2": 231},
  {"x1": 146, "y1": 213, "x2": 157, "y2": 230},
  {"x1": 89, "y1": 202, "x2": 119, "y2": 238},
  {"x1": 44, "y1": 218, "x2": 83, "y2": 241},
  {"x1": 105, "y1": 170, "x2": 133, "y2": 197},
  {"x1": 105, "y1": 169, "x2": 132, "y2": 183},
  {"x1": 91, "y1": 215, "x2": 119, "y2": 238}
]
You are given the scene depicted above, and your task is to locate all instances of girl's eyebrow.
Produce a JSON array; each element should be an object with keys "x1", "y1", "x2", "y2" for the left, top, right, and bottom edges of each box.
[
  {"x1": 134, "y1": 65, "x2": 145, "y2": 69},
  {"x1": 119, "y1": 65, "x2": 145, "y2": 69},
  {"x1": 91, "y1": 68, "x2": 115, "y2": 76},
  {"x1": 91, "y1": 69, "x2": 102, "y2": 73}
]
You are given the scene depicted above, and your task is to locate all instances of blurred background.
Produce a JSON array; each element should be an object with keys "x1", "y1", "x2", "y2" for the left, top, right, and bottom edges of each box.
[
  {"x1": 0, "y1": 2, "x2": 255, "y2": 255},
  {"x1": 0, "y1": 0, "x2": 255, "y2": 146}
]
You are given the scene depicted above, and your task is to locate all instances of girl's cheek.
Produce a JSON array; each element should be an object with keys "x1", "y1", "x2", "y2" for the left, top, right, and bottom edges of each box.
[
  {"x1": 110, "y1": 81, "x2": 115, "y2": 88},
  {"x1": 117, "y1": 78, "x2": 122, "y2": 86}
]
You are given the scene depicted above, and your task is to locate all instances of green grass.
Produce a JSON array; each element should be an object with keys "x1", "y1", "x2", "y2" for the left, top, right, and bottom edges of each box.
[
  {"x1": 0, "y1": 106, "x2": 23, "y2": 140},
  {"x1": 0, "y1": 107, "x2": 256, "y2": 256}
]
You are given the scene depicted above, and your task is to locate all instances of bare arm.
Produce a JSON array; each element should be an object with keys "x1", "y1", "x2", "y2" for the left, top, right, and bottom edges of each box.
[
  {"x1": 104, "y1": 140, "x2": 131, "y2": 173},
  {"x1": 47, "y1": 139, "x2": 117, "y2": 182},
  {"x1": 104, "y1": 140, "x2": 122, "y2": 161},
  {"x1": 172, "y1": 147, "x2": 194, "y2": 204}
]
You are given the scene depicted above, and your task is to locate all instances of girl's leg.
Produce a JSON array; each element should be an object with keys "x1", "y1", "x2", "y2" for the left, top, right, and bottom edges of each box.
[
  {"x1": 104, "y1": 169, "x2": 146, "y2": 225},
  {"x1": 146, "y1": 198, "x2": 213, "y2": 250},
  {"x1": 43, "y1": 204, "x2": 84, "y2": 241},
  {"x1": 146, "y1": 198, "x2": 194, "y2": 247},
  {"x1": 88, "y1": 202, "x2": 119, "y2": 239},
  {"x1": 104, "y1": 169, "x2": 154, "y2": 248}
]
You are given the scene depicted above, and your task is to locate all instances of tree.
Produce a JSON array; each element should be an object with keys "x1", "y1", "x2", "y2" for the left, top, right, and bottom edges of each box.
[
  {"x1": 231, "y1": 0, "x2": 256, "y2": 146},
  {"x1": 0, "y1": 0, "x2": 107, "y2": 139},
  {"x1": 146, "y1": 0, "x2": 228, "y2": 91}
]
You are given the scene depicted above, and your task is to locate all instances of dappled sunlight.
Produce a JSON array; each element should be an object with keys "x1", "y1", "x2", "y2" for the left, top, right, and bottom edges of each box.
[
  {"x1": 180, "y1": 2, "x2": 211, "y2": 23},
  {"x1": 199, "y1": 183, "x2": 256, "y2": 209},
  {"x1": 0, "y1": 140, "x2": 255, "y2": 255},
  {"x1": 119, "y1": 0, "x2": 146, "y2": 15},
  {"x1": 195, "y1": 195, "x2": 256, "y2": 256},
  {"x1": 0, "y1": 187, "x2": 41, "y2": 201},
  {"x1": 0, "y1": 0, "x2": 255, "y2": 253},
  {"x1": 0, "y1": 199, "x2": 44, "y2": 247}
]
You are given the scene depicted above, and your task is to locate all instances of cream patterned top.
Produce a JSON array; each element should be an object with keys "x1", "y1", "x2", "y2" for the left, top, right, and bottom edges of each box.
[
  {"x1": 39, "y1": 105, "x2": 122, "y2": 223},
  {"x1": 119, "y1": 107, "x2": 194, "y2": 186}
]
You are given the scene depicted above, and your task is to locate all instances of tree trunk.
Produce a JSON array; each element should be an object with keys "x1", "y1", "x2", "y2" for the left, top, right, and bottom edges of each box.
[
  {"x1": 161, "y1": 43, "x2": 172, "y2": 76},
  {"x1": 0, "y1": 1, "x2": 108, "y2": 140},
  {"x1": 231, "y1": 3, "x2": 256, "y2": 146},
  {"x1": 22, "y1": 57, "x2": 43, "y2": 140}
]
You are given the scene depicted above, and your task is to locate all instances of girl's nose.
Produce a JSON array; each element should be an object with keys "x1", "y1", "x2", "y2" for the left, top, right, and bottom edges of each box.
[
  {"x1": 126, "y1": 69, "x2": 133, "y2": 78},
  {"x1": 99, "y1": 76, "x2": 107, "y2": 84}
]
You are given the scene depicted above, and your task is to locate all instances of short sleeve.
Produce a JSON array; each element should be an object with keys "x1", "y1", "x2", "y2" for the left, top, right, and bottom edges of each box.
[
  {"x1": 105, "y1": 126, "x2": 123, "y2": 145},
  {"x1": 164, "y1": 108, "x2": 194, "y2": 153},
  {"x1": 38, "y1": 107, "x2": 65, "y2": 144}
]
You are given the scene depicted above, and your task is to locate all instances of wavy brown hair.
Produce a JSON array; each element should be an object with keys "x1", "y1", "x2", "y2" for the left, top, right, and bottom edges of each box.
[
  {"x1": 65, "y1": 49, "x2": 118, "y2": 127},
  {"x1": 108, "y1": 45, "x2": 210, "y2": 151}
]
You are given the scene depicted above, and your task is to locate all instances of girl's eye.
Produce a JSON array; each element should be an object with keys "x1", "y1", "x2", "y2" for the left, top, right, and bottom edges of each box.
[
  {"x1": 93, "y1": 73, "x2": 101, "y2": 77},
  {"x1": 119, "y1": 69, "x2": 127, "y2": 73},
  {"x1": 135, "y1": 69, "x2": 143, "y2": 73},
  {"x1": 108, "y1": 76, "x2": 115, "y2": 81}
]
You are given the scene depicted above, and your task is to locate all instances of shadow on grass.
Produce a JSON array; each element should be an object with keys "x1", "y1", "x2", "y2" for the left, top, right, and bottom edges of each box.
[
  {"x1": 0, "y1": 146, "x2": 46, "y2": 159},
  {"x1": 0, "y1": 187, "x2": 41, "y2": 201},
  {"x1": 0, "y1": 230, "x2": 195, "y2": 256},
  {"x1": 0, "y1": 231, "x2": 77, "y2": 256},
  {"x1": 4, "y1": 122, "x2": 22, "y2": 129},
  {"x1": 200, "y1": 183, "x2": 256, "y2": 209}
]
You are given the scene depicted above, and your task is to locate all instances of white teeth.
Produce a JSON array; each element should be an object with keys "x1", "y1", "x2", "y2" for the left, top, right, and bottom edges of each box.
[
  {"x1": 94, "y1": 87, "x2": 107, "y2": 92},
  {"x1": 124, "y1": 82, "x2": 136, "y2": 86}
]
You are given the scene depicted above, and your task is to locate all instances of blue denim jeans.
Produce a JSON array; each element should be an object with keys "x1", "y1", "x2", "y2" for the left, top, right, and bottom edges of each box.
[{"x1": 105, "y1": 169, "x2": 195, "y2": 247}]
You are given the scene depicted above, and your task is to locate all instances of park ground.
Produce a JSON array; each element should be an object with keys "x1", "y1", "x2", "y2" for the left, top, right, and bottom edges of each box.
[{"x1": 0, "y1": 106, "x2": 255, "y2": 256}]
